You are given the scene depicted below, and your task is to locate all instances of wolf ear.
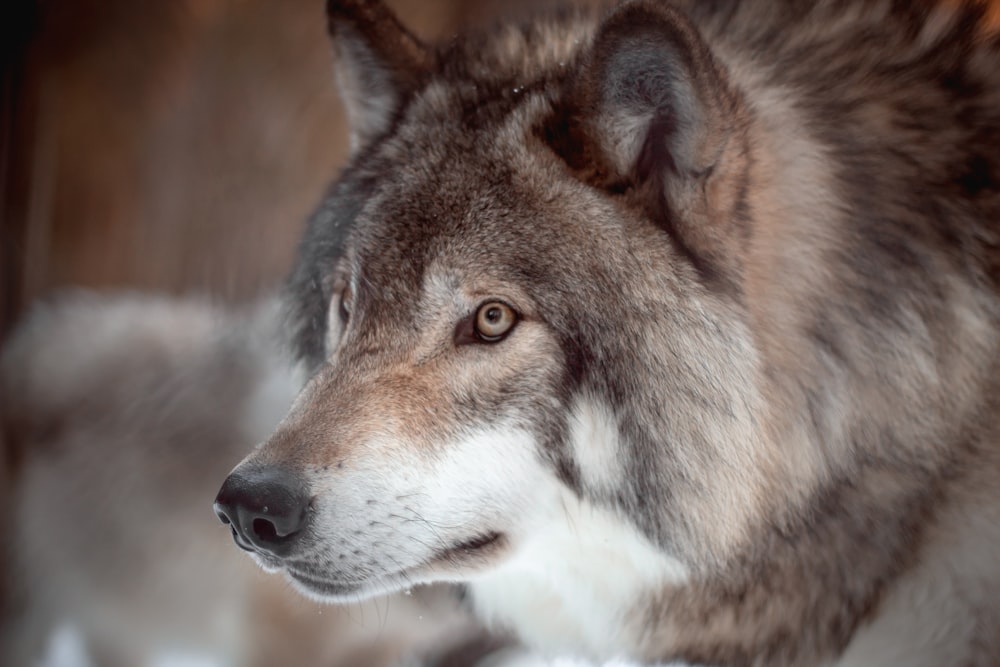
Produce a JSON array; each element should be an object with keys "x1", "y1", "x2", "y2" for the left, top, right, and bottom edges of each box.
[
  {"x1": 576, "y1": 2, "x2": 744, "y2": 193},
  {"x1": 326, "y1": 0, "x2": 432, "y2": 153},
  {"x1": 567, "y1": 1, "x2": 749, "y2": 281}
]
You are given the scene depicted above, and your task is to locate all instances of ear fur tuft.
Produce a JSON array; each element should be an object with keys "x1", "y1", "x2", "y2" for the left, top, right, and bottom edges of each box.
[
  {"x1": 326, "y1": 0, "x2": 433, "y2": 153},
  {"x1": 577, "y1": 1, "x2": 740, "y2": 183},
  {"x1": 561, "y1": 1, "x2": 751, "y2": 286}
]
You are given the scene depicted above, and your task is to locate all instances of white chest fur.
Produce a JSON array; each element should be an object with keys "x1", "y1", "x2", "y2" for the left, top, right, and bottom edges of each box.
[{"x1": 467, "y1": 491, "x2": 688, "y2": 662}]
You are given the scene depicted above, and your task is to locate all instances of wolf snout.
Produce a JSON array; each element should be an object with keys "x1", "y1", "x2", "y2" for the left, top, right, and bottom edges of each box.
[{"x1": 214, "y1": 467, "x2": 311, "y2": 557}]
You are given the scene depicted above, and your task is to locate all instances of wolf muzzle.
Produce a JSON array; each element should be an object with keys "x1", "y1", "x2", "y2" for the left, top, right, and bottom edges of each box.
[{"x1": 214, "y1": 467, "x2": 311, "y2": 557}]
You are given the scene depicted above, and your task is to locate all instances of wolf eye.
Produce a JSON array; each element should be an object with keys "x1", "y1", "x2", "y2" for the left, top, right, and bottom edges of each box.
[
  {"x1": 454, "y1": 301, "x2": 519, "y2": 346},
  {"x1": 474, "y1": 302, "x2": 517, "y2": 342}
]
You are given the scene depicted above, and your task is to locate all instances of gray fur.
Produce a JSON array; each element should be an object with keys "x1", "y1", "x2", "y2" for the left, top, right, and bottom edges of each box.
[{"x1": 238, "y1": 1, "x2": 1000, "y2": 665}]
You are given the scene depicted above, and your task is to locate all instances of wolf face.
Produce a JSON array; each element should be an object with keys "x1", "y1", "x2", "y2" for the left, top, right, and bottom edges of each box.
[
  {"x1": 217, "y1": 0, "x2": 762, "y2": 647},
  {"x1": 217, "y1": 1, "x2": 1000, "y2": 664}
]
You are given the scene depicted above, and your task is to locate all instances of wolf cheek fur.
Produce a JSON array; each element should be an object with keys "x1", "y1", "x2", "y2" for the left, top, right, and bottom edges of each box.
[{"x1": 217, "y1": 1, "x2": 1000, "y2": 665}]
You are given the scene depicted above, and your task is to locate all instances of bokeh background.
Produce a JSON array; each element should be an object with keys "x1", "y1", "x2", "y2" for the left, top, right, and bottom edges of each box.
[{"x1": 0, "y1": 0, "x2": 564, "y2": 341}]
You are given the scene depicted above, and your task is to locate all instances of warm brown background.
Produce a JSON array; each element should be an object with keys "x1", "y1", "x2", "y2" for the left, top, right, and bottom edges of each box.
[
  {"x1": 0, "y1": 0, "x2": 554, "y2": 340},
  {"x1": 2, "y1": 0, "x2": 999, "y2": 340}
]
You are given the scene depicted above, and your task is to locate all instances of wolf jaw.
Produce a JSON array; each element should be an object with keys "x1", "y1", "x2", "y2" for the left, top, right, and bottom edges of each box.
[{"x1": 216, "y1": 1, "x2": 1000, "y2": 665}]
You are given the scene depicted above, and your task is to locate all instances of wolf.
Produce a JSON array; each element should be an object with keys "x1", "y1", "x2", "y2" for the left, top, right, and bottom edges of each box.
[{"x1": 215, "y1": 0, "x2": 1000, "y2": 665}]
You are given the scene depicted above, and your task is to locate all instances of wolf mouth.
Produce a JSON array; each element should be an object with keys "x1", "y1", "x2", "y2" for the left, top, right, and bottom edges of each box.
[
  {"x1": 286, "y1": 531, "x2": 506, "y2": 599},
  {"x1": 433, "y1": 531, "x2": 505, "y2": 562},
  {"x1": 286, "y1": 568, "x2": 371, "y2": 598}
]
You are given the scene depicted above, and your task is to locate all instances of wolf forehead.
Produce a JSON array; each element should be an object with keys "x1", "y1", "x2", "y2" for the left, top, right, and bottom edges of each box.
[{"x1": 286, "y1": 11, "x2": 611, "y2": 369}]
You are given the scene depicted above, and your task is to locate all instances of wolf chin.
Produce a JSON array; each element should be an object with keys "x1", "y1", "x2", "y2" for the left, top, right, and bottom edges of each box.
[{"x1": 214, "y1": 1, "x2": 1000, "y2": 665}]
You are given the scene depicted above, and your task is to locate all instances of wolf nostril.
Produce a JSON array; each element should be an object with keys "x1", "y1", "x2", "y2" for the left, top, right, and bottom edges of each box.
[
  {"x1": 214, "y1": 467, "x2": 310, "y2": 556},
  {"x1": 253, "y1": 517, "x2": 279, "y2": 542}
]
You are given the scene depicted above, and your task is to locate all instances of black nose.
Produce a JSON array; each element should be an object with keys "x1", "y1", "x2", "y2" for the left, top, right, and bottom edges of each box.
[{"x1": 214, "y1": 467, "x2": 310, "y2": 556}]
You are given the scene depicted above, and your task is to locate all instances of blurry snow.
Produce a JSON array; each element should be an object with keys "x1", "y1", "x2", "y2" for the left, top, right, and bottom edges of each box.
[
  {"x1": 37, "y1": 623, "x2": 227, "y2": 667},
  {"x1": 36, "y1": 622, "x2": 703, "y2": 667},
  {"x1": 149, "y1": 653, "x2": 226, "y2": 667},
  {"x1": 37, "y1": 624, "x2": 92, "y2": 667}
]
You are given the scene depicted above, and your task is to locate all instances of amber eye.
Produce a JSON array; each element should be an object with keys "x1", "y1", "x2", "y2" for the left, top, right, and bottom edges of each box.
[{"x1": 474, "y1": 301, "x2": 517, "y2": 342}]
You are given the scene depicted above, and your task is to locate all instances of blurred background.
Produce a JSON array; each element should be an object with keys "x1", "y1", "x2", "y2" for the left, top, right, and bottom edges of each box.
[{"x1": 0, "y1": 0, "x2": 556, "y2": 339}]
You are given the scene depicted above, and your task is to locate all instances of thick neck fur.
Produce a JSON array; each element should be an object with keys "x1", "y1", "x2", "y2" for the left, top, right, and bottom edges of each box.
[
  {"x1": 642, "y1": 4, "x2": 998, "y2": 665},
  {"x1": 473, "y1": 3, "x2": 1000, "y2": 665}
]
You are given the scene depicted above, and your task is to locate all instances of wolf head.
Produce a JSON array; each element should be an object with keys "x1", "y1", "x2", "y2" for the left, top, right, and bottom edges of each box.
[
  {"x1": 216, "y1": 0, "x2": 763, "y2": 594},
  {"x1": 214, "y1": 0, "x2": 770, "y2": 605},
  {"x1": 212, "y1": 0, "x2": 1000, "y2": 663}
]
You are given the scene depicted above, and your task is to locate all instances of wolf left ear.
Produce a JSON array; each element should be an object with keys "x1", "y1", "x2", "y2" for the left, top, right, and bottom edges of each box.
[
  {"x1": 571, "y1": 1, "x2": 749, "y2": 276},
  {"x1": 326, "y1": 0, "x2": 433, "y2": 153}
]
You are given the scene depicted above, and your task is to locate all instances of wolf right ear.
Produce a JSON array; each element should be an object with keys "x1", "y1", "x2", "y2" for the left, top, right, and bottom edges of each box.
[
  {"x1": 576, "y1": 1, "x2": 741, "y2": 182},
  {"x1": 559, "y1": 1, "x2": 750, "y2": 282},
  {"x1": 326, "y1": 0, "x2": 433, "y2": 153}
]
